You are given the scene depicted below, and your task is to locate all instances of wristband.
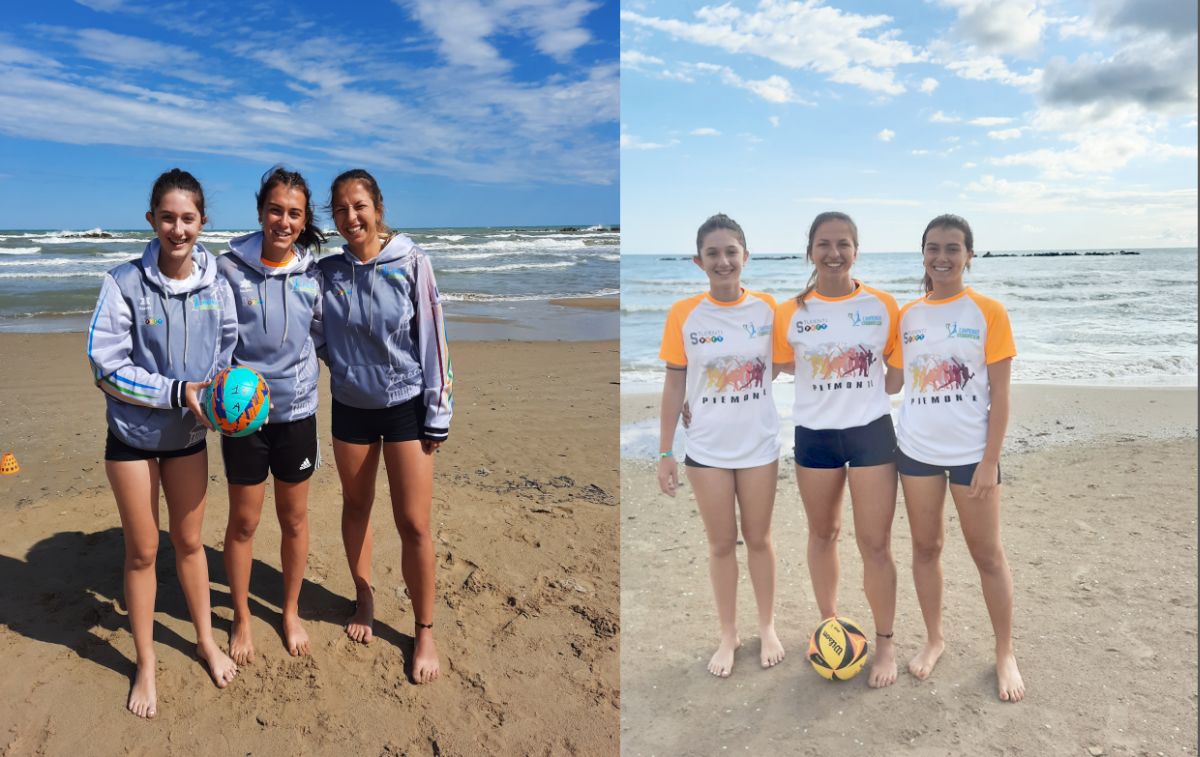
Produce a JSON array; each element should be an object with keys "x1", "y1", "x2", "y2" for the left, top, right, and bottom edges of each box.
[{"x1": 659, "y1": 450, "x2": 674, "y2": 459}]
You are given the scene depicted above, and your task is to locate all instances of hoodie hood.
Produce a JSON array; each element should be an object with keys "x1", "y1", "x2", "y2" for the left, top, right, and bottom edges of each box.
[
  {"x1": 140, "y1": 239, "x2": 218, "y2": 295},
  {"x1": 341, "y1": 233, "x2": 415, "y2": 267},
  {"x1": 227, "y1": 231, "x2": 314, "y2": 276}
]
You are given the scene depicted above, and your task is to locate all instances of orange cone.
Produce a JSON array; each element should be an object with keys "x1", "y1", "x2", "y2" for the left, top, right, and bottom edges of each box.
[{"x1": 0, "y1": 452, "x2": 18, "y2": 475}]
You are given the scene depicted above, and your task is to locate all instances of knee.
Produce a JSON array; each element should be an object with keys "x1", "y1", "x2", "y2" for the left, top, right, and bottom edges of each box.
[
  {"x1": 125, "y1": 542, "x2": 158, "y2": 571},
  {"x1": 967, "y1": 543, "x2": 1006, "y2": 574},
  {"x1": 278, "y1": 510, "x2": 307, "y2": 539},
  {"x1": 226, "y1": 514, "x2": 260, "y2": 543},
  {"x1": 169, "y1": 529, "x2": 203, "y2": 557},
  {"x1": 708, "y1": 535, "x2": 738, "y2": 560},
  {"x1": 741, "y1": 530, "x2": 773, "y2": 554},
  {"x1": 808, "y1": 522, "x2": 840, "y2": 546},
  {"x1": 342, "y1": 494, "x2": 373, "y2": 518},
  {"x1": 912, "y1": 538, "x2": 943, "y2": 564},
  {"x1": 856, "y1": 535, "x2": 893, "y2": 566},
  {"x1": 394, "y1": 514, "x2": 430, "y2": 545}
]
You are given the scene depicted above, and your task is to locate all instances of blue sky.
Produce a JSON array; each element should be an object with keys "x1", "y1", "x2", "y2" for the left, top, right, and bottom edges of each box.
[
  {"x1": 0, "y1": 0, "x2": 618, "y2": 230},
  {"x1": 620, "y1": 0, "x2": 1198, "y2": 253}
]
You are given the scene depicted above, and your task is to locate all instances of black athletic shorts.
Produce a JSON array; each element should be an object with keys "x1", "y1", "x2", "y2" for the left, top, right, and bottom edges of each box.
[
  {"x1": 896, "y1": 448, "x2": 1001, "y2": 487},
  {"x1": 794, "y1": 413, "x2": 896, "y2": 469},
  {"x1": 683, "y1": 455, "x2": 711, "y2": 468},
  {"x1": 220, "y1": 414, "x2": 318, "y2": 485},
  {"x1": 331, "y1": 396, "x2": 425, "y2": 444},
  {"x1": 105, "y1": 429, "x2": 206, "y2": 462}
]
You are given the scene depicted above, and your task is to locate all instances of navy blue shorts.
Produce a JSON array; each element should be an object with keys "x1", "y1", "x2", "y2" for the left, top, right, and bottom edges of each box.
[
  {"x1": 896, "y1": 448, "x2": 1001, "y2": 487},
  {"x1": 104, "y1": 429, "x2": 206, "y2": 462},
  {"x1": 331, "y1": 396, "x2": 425, "y2": 445},
  {"x1": 221, "y1": 414, "x2": 318, "y2": 485},
  {"x1": 793, "y1": 414, "x2": 896, "y2": 469}
]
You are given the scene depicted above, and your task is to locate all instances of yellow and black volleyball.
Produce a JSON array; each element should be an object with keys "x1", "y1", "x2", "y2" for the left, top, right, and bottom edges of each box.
[{"x1": 807, "y1": 616, "x2": 869, "y2": 681}]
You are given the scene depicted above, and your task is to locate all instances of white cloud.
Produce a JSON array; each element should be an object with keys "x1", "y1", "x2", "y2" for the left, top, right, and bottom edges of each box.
[
  {"x1": 769, "y1": 116, "x2": 780, "y2": 127},
  {"x1": 691, "y1": 127, "x2": 720, "y2": 136},
  {"x1": 988, "y1": 128, "x2": 1023, "y2": 139},
  {"x1": 406, "y1": 0, "x2": 598, "y2": 70},
  {"x1": 968, "y1": 116, "x2": 1013, "y2": 126},
  {"x1": 621, "y1": 2, "x2": 924, "y2": 95},
  {"x1": 621, "y1": 50, "x2": 663, "y2": 68},
  {"x1": 687, "y1": 63, "x2": 809, "y2": 104},
  {"x1": 919, "y1": 77, "x2": 939, "y2": 93},
  {"x1": 877, "y1": 128, "x2": 895, "y2": 141},
  {"x1": 235, "y1": 95, "x2": 290, "y2": 114},
  {"x1": 73, "y1": 0, "x2": 127, "y2": 10},
  {"x1": 930, "y1": 110, "x2": 960, "y2": 123},
  {"x1": 943, "y1": 51, "x2": 1042, "y2": 88},
  {"x1": 936, "y1": 0, "x2": 1049, "y2": 57},
  {"x1": 621, "y1": 131, "x2": 677, "y2": 150},
  {"x1": 911, "y1": 148, "x2": 931, "y2": 155},
  {"x1": 797, "y1": 196, "x2": 921, "y2": 206},
  {"x1": 963, "y1": 161, "x2": 978, "y2": 168}
]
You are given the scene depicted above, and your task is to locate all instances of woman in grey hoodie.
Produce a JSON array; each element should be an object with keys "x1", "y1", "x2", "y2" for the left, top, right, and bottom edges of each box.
[
  {"x1": 216, "y1": 166, "x2": 326, "y2": 666},
  {"x1": 86, "y1": 169, "x2": 240, "y2": 718},
  {"x1": 320, "y1": 169, "x2": 453, "y2": 684}
]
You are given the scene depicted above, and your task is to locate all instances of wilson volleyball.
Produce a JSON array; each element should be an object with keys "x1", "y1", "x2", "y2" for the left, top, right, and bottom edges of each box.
[
  {"x1": 808, "y1": 616, "x2": 869, "y2": 681},
  {"x1": 204, "y1": 366, "x2": 269, "y2": 437}
]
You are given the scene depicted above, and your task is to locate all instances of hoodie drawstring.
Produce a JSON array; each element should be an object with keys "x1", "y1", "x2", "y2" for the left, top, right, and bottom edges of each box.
[
  {"x1": 282, "y1": 270, "x2": 291, "y2": 347},
  {"x1": 165, "y1": 298, "x2": 173, "y2": 369},
  {"x1": 182, "y1": 295, "x2": 190, "y2": 370},
  {"x1": 368, "y1": 257, "x2": 380, "y2": 337}
]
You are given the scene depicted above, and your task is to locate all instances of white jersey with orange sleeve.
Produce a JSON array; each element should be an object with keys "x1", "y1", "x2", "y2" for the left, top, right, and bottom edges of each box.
[
  {"x1": 887, "y1": 287, "x2": 1016, "y2": 466},
  {"x1": 659, "y1": 290, "x2": 780, "y2": 468},
  {"x1": 772, "y1": 282, "x2": 899, "y2": 430}
]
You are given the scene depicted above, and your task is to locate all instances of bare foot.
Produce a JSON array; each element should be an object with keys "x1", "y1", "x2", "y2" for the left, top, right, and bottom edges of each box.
[
  {"x1": 197, "y1": 641, "x2": 238, "y2": 688},
  {"x1": 868, "y1": 635, "x2": 898, "y2": 688},
  {"x1": 412, "y1": 627, "x2": 440, "y2": 684},
  {"x1": 908, "y1": 637, "x2": 945, "y2": 681},
  {"x1": 708, "y1": 634, "x2": 741, "y2": 677},
  {"x1": 127, "y1": 656, "x2": 157, "y2": 718},
  {"x1": 345, "y1": 587, "x2": 374, "y2": 644},
  {"x1": 283, "y1": 612, "x2": 310, "y2": 657},
  {"x1": 228, "y1": 615, "x2": 255, "y2": 666},
  {"x1": 997, "y1": 651, "x2": 1025, "y2": 702},
  {"x1": 759, "y1": 625, "x2": 785, "y2": 669}
]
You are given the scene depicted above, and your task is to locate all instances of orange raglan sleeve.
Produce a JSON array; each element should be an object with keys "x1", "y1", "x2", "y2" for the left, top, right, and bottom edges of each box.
[
  {"x1": 980, "y1": 296, "x2": 1017, "y2": 364},
  {"x1": 659, "y1": 299, "x2": 689, "y2": 366},
  {"x1": 887, "y1": 301, "x2": 914, "y2": 369},
  {"x1": 773, "y1": 297, "x2": 797, "y2": 366}
]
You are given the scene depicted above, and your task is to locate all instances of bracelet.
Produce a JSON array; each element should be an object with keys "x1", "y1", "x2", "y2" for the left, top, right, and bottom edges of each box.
[{"x1": 659, "y1": 450, "x2": 674, "y2": 459}]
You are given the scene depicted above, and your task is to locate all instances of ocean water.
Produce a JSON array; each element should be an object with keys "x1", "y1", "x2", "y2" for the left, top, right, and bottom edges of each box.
[
  {"x1": 621, "y1": 248, "x2": 1198, "y2": 389},
  {"x1": 0, "y1": 226, "x2": 619, "y2": 340}
]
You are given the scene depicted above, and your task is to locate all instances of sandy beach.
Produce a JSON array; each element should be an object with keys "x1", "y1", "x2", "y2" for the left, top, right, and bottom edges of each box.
[
  {"x1": 621, "y1": 384, "x2": 1198, "y2": 756},
  {"x1": 0, "y1": 334, "x2": 619, "y2": 756}
]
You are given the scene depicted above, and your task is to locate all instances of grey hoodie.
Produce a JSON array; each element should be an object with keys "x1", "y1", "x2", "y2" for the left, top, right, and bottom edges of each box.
[
  {"x1": 86, "y1": 240, "x2": 237, "y2": 451},
  {"x1": 218, "y1": 232, "x2": 323, "y2": 424},
  {"x1": 317, "y1": 234, "x2": 452, "y2": 440}
]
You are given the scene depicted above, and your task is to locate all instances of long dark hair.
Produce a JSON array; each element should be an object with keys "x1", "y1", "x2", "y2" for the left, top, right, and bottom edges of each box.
[
  {"x1": 150, "y1": 168, "x2": 206, "y2": 217},
  {"x1": 796, "y1": 211, "x2": 858, "y2": 307},
  {"x1": 257, "y1": 165, "x2": 326, "y2": 252},
  {"x1": 329, "y1": 168, "x2": 393, "y2": 240},
  {"x1": 921, "y1": 214, "x2": 973, "y2": 294}
]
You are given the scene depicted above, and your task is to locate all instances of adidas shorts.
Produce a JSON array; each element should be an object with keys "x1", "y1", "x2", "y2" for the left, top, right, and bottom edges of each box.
[{"x1": 220, "y1": 413, "x2": 318, "y2": 485}]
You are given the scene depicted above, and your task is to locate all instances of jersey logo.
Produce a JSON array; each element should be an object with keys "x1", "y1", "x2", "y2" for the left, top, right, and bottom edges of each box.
[
  {"x1": 945, "y1": 321, "x2": 980, "y2": 340},
  {"x1": 848, "y1": 310, "x2": 882, "y2": 327},
  {"x1": 903, "y1": 329, "x2": 926, "y2": 344},
  {"x1": 689, "y1": 330, "x2": 724, "y2": 345},
  {"x1": 742, "y1": 321, "x2": 771, "y2": 338},
  {"x1": 795, "y1": 319, "x2": 828, "y2": 333},
  {"x1": 298, "y1": 457, "x2": 312, "y2": 470},
  {"x1": 330, "y1": 272, "x2": 353, "y2": 297},
  {"x1": 191, "y1": 294, "x2": 220, "y2": 311}
]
